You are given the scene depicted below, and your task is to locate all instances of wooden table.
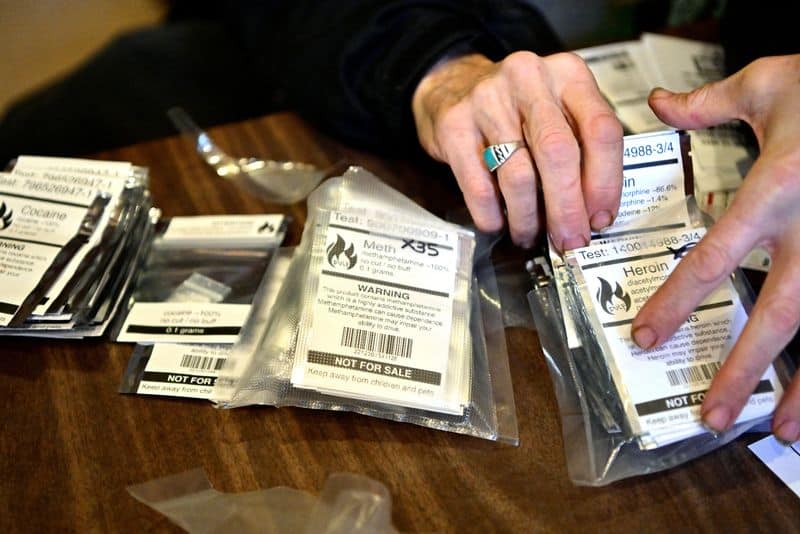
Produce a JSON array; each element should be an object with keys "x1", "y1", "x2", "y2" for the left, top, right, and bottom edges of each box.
[{"x1": 1, "y1": 112, "x2": 797, "y2": 532}]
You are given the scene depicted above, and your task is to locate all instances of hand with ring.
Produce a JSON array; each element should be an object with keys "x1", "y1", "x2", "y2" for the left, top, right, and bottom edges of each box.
[{"x1": 412, "y1": 51, "x2": 623, "y2": 250}]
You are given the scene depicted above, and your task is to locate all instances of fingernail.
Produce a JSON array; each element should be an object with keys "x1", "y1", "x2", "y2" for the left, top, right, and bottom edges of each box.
[
  {"x1": 702, "y1": 405, "x2": 731, "y2": 435},
  {"x1": 562, "y1": 235, "x2": 587, "y2": 251},
  {"x1": 590, "y1": 210, "x2": 612, "y2": 230},
  {"x1": 632, "y1": 325, "x2": 657, "y2": 349},
  {"x1": 515, "y1": 237, "x2": 535, "y2": 249},
  {"x1": 700, "y1": 421, "x2": 721, "y2": 439},
  {"x1": 650, "y1": 86, "x2": 671, "y2": 98},
  {"x1": 774, "y1": 420, "x2": 800, "y2": 445}
]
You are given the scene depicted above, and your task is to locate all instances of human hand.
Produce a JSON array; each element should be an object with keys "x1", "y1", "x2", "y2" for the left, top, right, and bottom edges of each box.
[
  {"x1": 411, "y1": 52, "x2": 623, "y2": 250},
  {"x1": 632, "y1": 55, "x2": 800, "y2": 443}
]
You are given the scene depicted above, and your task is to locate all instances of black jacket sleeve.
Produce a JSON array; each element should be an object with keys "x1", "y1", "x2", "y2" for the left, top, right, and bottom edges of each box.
[
  {"x1": 225, "y1": 1, "x2": 562, "y2": 154},
  {"x1": 0, "y1": 1, "x2": 561, "y2": 162}
]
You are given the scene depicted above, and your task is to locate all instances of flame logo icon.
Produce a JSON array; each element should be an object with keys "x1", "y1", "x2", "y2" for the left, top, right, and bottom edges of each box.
[
  {"x1": 257, "y1": 220, "x2": 275, "y2": 233},
  {"x1": 326, "y1": 234, "x2": 357, "y2": 269},
  {"x1": 0, "y1": 202, "x2": 13, "y2": 230},
  {"x1": 667, "y1": 241, "x2": 697, "y2": 259},
  {"x1": 596, "y1": 277, "x2": 631, "y2": 314}
]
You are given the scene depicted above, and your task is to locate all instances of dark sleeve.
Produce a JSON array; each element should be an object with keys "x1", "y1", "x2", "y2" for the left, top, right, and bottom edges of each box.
[
  {"x1": 239, "y1": 0, "x2": 563, "y2": 154},
  {"x1": 720, "y1": 1, "x2": 800, "y2": 75}
]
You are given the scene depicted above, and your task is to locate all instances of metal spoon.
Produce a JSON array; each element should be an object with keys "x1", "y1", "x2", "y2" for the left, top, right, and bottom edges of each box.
[{"x1": 167, "y1": 107, "x2": 325, "y2": 204}]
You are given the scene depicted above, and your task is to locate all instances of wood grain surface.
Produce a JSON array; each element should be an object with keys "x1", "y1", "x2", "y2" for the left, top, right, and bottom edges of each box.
[{"x1": 1, "y1": 112, "x2": 797, "y2": 533}]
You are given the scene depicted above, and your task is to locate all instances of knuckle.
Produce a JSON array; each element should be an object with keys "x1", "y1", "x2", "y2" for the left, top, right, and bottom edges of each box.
[
  {"x1": 590, "y1": 180, "x2": 622, "y2": 206},
  {"x1": 760, "y1": 296, "x2": 800, "y2": 340},
  {"x1": 764, "y1": 158, "x2": 800, "y2": 194},
  {"x1": 463, "y1": 177, "x2": 497, "y2": 205},
  {"x1": 686, "y1": 240, "x2": 733, "y2": 285},
  {"x1": 719, "y1": 365, "x2": 762, "y2": 402},
  {"x1": 470, "y1": 78, "x2": 498, "y2": 105},
  {"x1": 585, "y1": 112, "x2": 624, "y2": 146},
  {"x1": 551, "y1": 51, "x2": 590, "y2": 74},
  {"x1": 501, "y1": 51, "x2": 544, "y2": 82},
  {"x1": 434, "y1": 106, "x2": 471, "y2": 146},
  {"x1": 686, "y1": 83, "x2": 714, "y2": 110},
  {"x1": 435, "y1": 101, "x2": 469, "y2": 130},
  {"x1": 501, "y1": 167, "x2": 535, "y2": 192},
  {"x1": 535, "y1": 127, "x2": 579, "y2": 167},
  {"x1": 502, "y1": 50, "x2": 540, "y2": 71},
  {"x1": 558, "y1": 204, "x2": 587, "y2": 226},
  {"x1": 738, "y1": 56, "x2": 784, "y2": 93}
]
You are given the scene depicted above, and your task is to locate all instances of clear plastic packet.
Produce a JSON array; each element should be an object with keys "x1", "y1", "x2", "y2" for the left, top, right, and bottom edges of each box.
[
  {"x1": 493, "y1": 257, "x2": 540, "y2": 330},
  {"x1": 113, "y1": 214, "x2": 287, "y2": 344},
  {"x1": 120, "y1": 248, "x2": 294, "y2": 400},
  {"x1": 528, "y1": 197, "x2": 795, "y2": 485},
  {"x1": 127, "y1": 469, "x2": 396, "y2": 534},
  {"x1": 167, "y1": 106, "x2": 331, "y2": 205},
  {"x1": 213, "y1": 167, "x2": 518, "y2": 443}
]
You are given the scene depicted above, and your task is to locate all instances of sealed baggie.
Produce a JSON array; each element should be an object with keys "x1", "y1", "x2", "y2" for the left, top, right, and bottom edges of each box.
[
  {"x1": 529, "y1": 131, "x2": 795, "y2": 484},
  {"x1": 113, "y1": 214, "x2": 288, "y2": 344},
  {"x1": 213, "y1": 167, "x2": 518, "y2": 443}
]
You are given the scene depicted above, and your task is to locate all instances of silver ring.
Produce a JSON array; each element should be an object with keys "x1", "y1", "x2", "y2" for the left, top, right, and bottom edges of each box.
[{"x1": 483, "y1": 141, "x2": 524, "y2": 172}]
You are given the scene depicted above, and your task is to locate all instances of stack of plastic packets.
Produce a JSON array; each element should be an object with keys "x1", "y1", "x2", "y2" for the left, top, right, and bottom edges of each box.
[
  {"x1": 0, "y1": 155, "x2": 154, "y2": 337},
  {"x1": 550, "y1": 130, "x2": 784, "y2": 450}
]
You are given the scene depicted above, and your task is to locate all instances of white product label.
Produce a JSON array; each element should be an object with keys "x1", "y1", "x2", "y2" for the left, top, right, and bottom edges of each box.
[
  {"x1": 610, "y1": 130, "x2": 689, "y2": 235},
  {"x1": 137, "y1": 344, "x2": 230, "y2": 399},
  {"x1": 570, "y1": 227, "x2": 782, "y2": 446},
  {"x1": 4, "y1": 169, "x2": 130, "y2": 316},
  {"x1": 14, "y1": 155, "x2": 133, "y2": 179},
  {"x1": 0, "y1": 177, "x2": 91, "y2": 325},
  {"x1": 117, "y1": 302, "x2": 250, "y2": 343},
  {"x1": 162, "y1": 214, "x2": 285, "y2": 246},
  {"x1": 292, "y1": 210, "x2": 466, "y2": 414}
]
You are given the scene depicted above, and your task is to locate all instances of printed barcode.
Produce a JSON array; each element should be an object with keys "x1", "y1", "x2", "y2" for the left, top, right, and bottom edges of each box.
[
  {"x1": 179, "y1": 354, "x2": 226, "y2": 371},
  {"x1": 340, "y1": 326, "x2": 413, "y2": 358},
  {"x1": 666, "y1": 362, "x2": 721, "y2": 386}
]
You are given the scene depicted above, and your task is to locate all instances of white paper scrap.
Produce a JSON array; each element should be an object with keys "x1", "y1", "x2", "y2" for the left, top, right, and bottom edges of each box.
[{"x1": 749, "y1": 435, "x2": 800, "y2": 499}]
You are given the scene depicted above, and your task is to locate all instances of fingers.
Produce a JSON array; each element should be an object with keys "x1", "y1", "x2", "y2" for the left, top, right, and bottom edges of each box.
[
  {"x1": 510, "y1": 52, "x2": 623, "y2": 250},
  {"x1": 412, "y1": 50, "x2": 626, "y2": 250},
  {"x1": 411, "y1": 54, "x2": 506, "y2": 234},
  {"x1": 773, "y1": 375, "x2": 800, "y2": 443},
  {"x1": 495, "y1": 145, "x2": 540, "y2": 247},
  {"x1": 469, "y1": 77, "x2": 540, "y2": 247},
  {"x1": 437, "y1": 113, "x2": 504, "y2": 233},
  {"x1": 558, "y1": 68, "x2": 623, "y2": 231},
  {"x1": 647, "y1": 74, "x2": 744, "y2": 129},
  {"x1": 632, "y1": 204, "x2": 761, "y2": 349},
  {"x1": 508, "y1": 53, "x2": 589, "y2": 251},
  {"x1": 701, "y1": 244, "x2": 800, "y2": 436}
]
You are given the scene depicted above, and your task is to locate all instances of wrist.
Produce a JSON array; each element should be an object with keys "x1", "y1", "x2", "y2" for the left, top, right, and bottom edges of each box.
[{"x1": 412, "y1": 52, "x2": 492, "y2": 120}]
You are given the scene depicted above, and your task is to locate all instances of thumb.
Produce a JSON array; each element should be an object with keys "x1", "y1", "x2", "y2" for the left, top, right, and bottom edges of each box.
[{"x1": 648, "y1": 77, "x2": 743, "y2": 129}]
